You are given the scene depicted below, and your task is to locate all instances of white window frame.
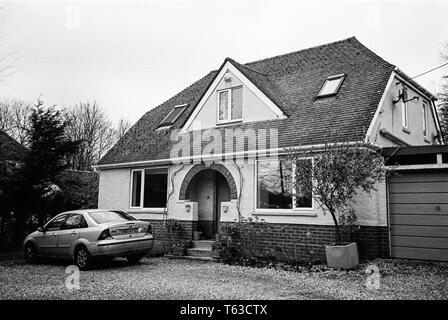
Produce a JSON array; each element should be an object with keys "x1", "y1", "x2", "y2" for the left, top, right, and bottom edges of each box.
[
  {"x1": 217, "y1": 86, "x2": 243, "y2": 124},
  {"x1": 254, "y1": 158, "x2": 315, "y2": 215},
  {"x1": 158, "y1": 104, "x2": 188, "y2": 128},
  {"x1": 129, "y1": 167, "x2": 168, "y2": 210},
  {"x1": 422, "y1": 102, "x2": 428, "y2": 138},
  {"x1": 402, "y1": 100, "x2": 409, "y2": 130},
  {"x1": 317, "y1": 74, "x2": 345, "y2": 98}
]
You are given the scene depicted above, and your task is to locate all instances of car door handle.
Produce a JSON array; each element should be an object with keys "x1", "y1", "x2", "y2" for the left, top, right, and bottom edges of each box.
[
  {"x1": 50, "y1": 233, "x2": 57, "y2": 237},
  {"x1": 71, "y1": 231, "x2": 77, "y2": 235}
]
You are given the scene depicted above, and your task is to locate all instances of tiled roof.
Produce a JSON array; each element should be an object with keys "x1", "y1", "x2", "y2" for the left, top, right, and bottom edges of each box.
[
  {"x1": 0, "y1": 131, "x2": 27, "y2": 162},
  {"x1": 99, "y1": 37, "x2": 395, "y2": 166}
]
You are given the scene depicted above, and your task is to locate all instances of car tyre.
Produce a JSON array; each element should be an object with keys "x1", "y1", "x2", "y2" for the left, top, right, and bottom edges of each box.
[
  {"x1": 24, "y1": 242, "x2": 38, "y2": 264},
  {"x1": 74, "y1": 245, "x2": 92, "y2": 270},
  {"x1": 127, "y1": 253, "x2": 145, "y2": 264}
]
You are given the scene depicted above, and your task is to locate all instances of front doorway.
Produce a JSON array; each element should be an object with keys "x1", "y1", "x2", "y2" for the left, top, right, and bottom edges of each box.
[{"x1": 189, "y1": 169, "x2": 231, "y2": 239}]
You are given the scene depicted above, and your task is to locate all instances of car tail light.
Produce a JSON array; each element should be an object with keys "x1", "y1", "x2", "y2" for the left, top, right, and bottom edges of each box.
[
  {"x1": 98, "y1": 229, "x2": 112, "y2": 241},
  {"x1": 146, "y1": 225, "x2": 152, "y2": 235}
]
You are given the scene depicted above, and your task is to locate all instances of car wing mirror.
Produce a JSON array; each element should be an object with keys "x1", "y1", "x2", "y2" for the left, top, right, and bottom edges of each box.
[{"x1": 38, "y1": 227, "x2": 45, "y2": 232}]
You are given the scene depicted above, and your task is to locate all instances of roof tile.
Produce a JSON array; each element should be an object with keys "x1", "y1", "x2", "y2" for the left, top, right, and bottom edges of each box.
[{"x1": 99, "y1": 37, "x2": 395, "y2": 165}]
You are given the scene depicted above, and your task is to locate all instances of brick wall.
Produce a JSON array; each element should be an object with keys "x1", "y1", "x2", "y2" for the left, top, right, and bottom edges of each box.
[
  {"x1": 142, "y1": 219, "x2": 389, "y2": 261},
  {"x1": 142, "y1": 219, "x2": 198, "y2": 255},
  {"x1": 219, "y1": 222, "x2": 389, "y2": 262}
]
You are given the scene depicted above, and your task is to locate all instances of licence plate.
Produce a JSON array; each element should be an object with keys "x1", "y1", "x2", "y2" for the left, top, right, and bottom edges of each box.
[{"x1": 119, "y1": 228, "x2": 139, "y2": 235}]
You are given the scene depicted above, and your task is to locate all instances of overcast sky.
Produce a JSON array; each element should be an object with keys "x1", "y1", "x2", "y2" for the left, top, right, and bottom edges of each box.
[{"x1": 1, "y1": 0, "x2": 448, "y2": 125}]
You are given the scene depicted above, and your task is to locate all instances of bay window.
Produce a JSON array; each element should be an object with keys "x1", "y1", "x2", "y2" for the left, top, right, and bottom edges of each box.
[
  {"x1": 256, "y1": 159, "x2": 313, "y2": 210},
  {"x1": 130, "y1": 167, "x2": 168, "y2": 208}
]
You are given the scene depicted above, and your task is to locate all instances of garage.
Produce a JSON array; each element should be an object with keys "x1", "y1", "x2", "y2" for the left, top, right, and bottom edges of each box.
[
  {"x1": 384, "y1": 145, "x2": 448, "y2": 262},
  {"x1": 388, "y1": 171, "x2": 448, "y2": 261}
]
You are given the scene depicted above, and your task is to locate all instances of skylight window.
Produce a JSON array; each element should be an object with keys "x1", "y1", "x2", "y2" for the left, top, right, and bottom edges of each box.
[
  {"x1": 158, "y1": 104, "x2": 188, "y2": 128},
  {"x1": 317, "y1": 74, "x2": 345, "y2": 97}
]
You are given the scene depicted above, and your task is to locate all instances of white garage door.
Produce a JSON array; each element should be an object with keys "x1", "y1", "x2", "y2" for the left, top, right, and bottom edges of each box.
[{"x1": 389, "y1": 171, "x2": 448, "y2": 262}]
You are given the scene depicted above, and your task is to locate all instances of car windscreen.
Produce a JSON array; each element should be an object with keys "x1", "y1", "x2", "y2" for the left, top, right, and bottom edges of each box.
[{"x1": 88, "y1": 211, "x2": 137, "y2": 224}]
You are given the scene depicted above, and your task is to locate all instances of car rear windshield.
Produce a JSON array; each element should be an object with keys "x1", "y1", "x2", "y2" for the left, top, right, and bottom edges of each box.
[{"x1": 88, "y1": 211, "x2": 137, "y2": 224}]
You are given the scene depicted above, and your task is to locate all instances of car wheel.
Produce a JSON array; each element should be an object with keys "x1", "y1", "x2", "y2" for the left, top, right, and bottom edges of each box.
[
  {"x1": 24, "y1": 242, "x2": 38, "y2": 264},
  {"x1": 74, "y1": 246, "x2": 92, "y2": 270},
  {"x1": 127, "y1": 253, "x2": 145, "y2": 264}
]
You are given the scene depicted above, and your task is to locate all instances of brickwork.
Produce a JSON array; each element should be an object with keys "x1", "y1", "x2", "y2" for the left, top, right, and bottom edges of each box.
[
  {"x1": 179, "y1": 163, "x2": 238, "y2": 200},
  {"x1": 219, "y1": 222, "x2": 389, "y2": 262},
  {"x1": 141, "y1": 218, "x2": 389, "y2": 261},
  {"x1": 142, "y1": 219, "x2": 198, "y2": 255}
]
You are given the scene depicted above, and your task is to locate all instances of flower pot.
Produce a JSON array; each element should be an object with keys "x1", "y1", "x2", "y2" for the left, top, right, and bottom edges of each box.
[{"x1": 325, "y1": 242, "x2": 359, "y2": 270}]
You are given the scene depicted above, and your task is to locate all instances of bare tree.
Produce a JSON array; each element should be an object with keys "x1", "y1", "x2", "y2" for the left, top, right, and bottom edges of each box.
[
  {"x1": 438, "y1": 43, "x2": 448, "y2": 142},
  {"x1": 64, "y1": 101, "x2": 131, "y2": 171},
  {"x1": 0, "y1": 5, "x2": 17, "y2": 84},
  {"x1": 115, "y1": 118, "x2": 131, "y2": 140},
  {"x1": 0, "y1": 98, "x2": 32, "y2": 145}
]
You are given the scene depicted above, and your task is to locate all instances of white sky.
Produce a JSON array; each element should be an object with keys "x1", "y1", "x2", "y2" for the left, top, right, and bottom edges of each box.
[{"x1": 1, "y1": 0, "x2": 448, "y2": 124}]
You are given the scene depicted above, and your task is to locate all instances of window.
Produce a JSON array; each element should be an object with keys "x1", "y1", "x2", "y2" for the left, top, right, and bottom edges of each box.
[
  {"x1": 158, "y1": 104, "x2": 188, "y2": 128},
  {"x1": 422, "y1": 102, "x2": 428, "y2": 137},
  {"x1": 256, "y1": 159, "x2": 312, "y2": 210},
  {"x1": 218, "y1": 86, "x2": 242, "y2": 122},
  {"x1": 292, "y1": 160, "x2": 313, "y2": 208},
  {"x1": 257, "y1": 160, "x2": 293, "y2": 209},
  {"x1": 402, "y1": 100, "x2": 409, "y2": 129},
  {"x1": 63, "y1": 214, "x2": 88, "y2": 229},
  {"x1": 317, "y1": 74, "x2": 345, "y2": 97},
  {"x1": 45, "y1": 214, "x2": 68, "y2": 231},
  {"x1": 130, "y1": 168, "x2": 168, "y2": 208},
  {"x1": 88, "y1": 210, "x2": 136, "y2": 224},
  {"x1": 131, "y1": 170, "x2": 142, "y2": 207}
]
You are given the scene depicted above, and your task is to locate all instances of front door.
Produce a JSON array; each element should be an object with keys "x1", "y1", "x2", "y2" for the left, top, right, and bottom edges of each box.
[
  {"x1": 214, "y1": 172, "x2": 231, "y2": 235},
  {"x1": 190, "y1": 169, "x2": 231, "y2": 239}
]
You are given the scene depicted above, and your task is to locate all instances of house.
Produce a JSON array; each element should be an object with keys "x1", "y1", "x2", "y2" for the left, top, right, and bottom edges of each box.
[
  {"x1": 0, "y1": 131, "x2": 27, "y2": 237},
  {"x1": 0, "y1": 131, "x2": 27, "y2": 175},
  {"x1": 96, "y1": 37, "x2": 443, "y2": 261}
]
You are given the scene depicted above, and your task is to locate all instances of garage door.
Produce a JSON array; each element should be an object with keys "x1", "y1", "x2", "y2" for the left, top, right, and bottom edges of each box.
[{"x1": 389, "y1": 171, "x2": 448, "y2": 261}]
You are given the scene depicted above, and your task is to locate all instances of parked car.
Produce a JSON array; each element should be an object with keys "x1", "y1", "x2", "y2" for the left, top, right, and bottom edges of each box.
[{"x1": 23, "y1": 209, "x2": 154, "y2": 270}]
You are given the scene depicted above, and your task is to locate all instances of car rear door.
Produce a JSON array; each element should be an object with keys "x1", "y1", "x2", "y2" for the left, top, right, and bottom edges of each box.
[
  {"x1": 57, "y1": 214, "x2": 88, "y2": 257},
  {"x1": 38, "y1": 214, "x2": 68, "y2": 256}
]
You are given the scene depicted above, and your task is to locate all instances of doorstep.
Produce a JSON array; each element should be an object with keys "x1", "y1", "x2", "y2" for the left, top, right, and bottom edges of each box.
[{"x1": 164, "y1": 254, "x2": 221, "y2": 262}]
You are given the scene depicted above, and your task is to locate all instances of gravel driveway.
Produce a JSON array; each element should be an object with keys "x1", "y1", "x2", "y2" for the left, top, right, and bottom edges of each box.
[{"x1": 0, "y1": 256, "x2": 447, "y2": 300}]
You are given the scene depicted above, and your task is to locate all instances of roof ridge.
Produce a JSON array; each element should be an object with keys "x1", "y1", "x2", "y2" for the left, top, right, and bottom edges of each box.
[
  {"x1": 244, "y1": 36, "x2": 357, "y2": 66},
  {"x1": 225, "y1": 57, "x2": 269, "y2": 76}
]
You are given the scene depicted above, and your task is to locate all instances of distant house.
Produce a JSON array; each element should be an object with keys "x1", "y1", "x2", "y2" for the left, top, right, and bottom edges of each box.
[
  {"x1": 0, "y1": 131, "x2": 27, "y2": 175},
  {"x1": 96, "y1": 37, "x2": 443, "y2": 261}
]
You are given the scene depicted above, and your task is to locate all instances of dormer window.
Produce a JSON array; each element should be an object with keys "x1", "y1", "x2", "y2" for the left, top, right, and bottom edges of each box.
[
  {"x1": 158, "y1": 104, "x2": 188, "y2": 128},
  {"x1": 317, "y1": 74, "x2": 345, "y2": 98},
  {"x1": 217, "y1": 86, "x2": 242, "y2": 123}
]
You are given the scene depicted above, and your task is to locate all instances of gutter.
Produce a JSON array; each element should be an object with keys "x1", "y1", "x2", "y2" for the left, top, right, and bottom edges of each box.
[
  {"x1": 94, "y1": 141, "x2": 378, "y2": 170},
  {"x1": 379, "y1": 129, "x2": 411, "y2": 146}
]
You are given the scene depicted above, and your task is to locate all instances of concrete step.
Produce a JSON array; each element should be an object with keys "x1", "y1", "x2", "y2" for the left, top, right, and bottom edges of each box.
[
  {"x1": 191, "y1": 240, "x2": 214, "y2": 250},
  {"x1": 186, "y1": 248, "x2": 220, "y2": 258},
  {"x1": 164, "y1": 254, "x2": 220, "y2": 262}
]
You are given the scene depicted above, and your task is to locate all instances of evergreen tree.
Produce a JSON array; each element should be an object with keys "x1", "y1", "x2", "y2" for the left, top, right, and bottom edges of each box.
[{"x1": 15, "y1": 101, "x2": 80, "y2": 236}]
